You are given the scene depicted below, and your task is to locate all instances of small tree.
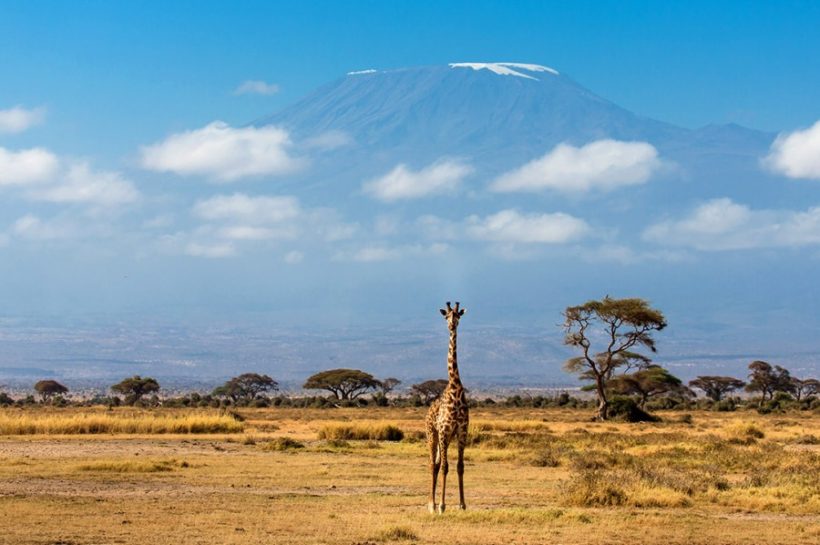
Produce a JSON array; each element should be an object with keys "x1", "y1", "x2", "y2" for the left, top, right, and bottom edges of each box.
[
  {"x1": 379, "y1": 378, "x2": 401, "y2": 395},
  {"x1": 213, "y1": 373, "x2": 278, "y2": 403},
  {"x1": 562, "y1": 296, "x2": 667, "y2": 421},
  {"x1": 111, "y1": 376, "x2": 160, "y2": 405},
  {"x1": 790, "y1": 377, "x2": 820, "y2": 401},
  {"x1": 303, "y1": 369, "x2": 381, "y2": 400},
  {"x1": 606, "y1": 365, "x2": 685, "y2": 408},
  {"x1": 688, "y1": 376, "x2": 746, "y2": 402},
  {"x1": 34, "y1": 380, "x2": 68, "y2": 403},
  {"x1": 745, "y1": 361, "x2": 793, "y2": 403},
  {"x1": 410, "y1": 379, "x2": 449, "y2": 405}
]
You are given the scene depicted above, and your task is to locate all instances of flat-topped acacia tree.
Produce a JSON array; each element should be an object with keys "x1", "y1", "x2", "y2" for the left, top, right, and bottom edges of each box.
[
  {"x1": 303, "y1": 369, "x2": 381, "y2": 400},
  {"x1": 111, "y1": 376, "x2": 160, "y2": 405},
  {"x1": 562, "y1": 296, "x2": 667, "y2": 421},
  {"x1": 689, "y1": 376, "x2": 746, "y2": 402},
  {"x1": 34, "y1": 380, "x2": 68, "y2": 403}
]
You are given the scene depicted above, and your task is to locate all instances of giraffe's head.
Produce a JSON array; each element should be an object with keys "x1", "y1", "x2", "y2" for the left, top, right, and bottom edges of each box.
[{"x1": 439, "y1": 301, "x2": 466, "y2": 331}]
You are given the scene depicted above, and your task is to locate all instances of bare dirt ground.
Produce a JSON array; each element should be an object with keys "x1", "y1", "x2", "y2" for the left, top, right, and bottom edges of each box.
[{"x1": 0, "y1": 408, "x2": 818, "y2": 545}]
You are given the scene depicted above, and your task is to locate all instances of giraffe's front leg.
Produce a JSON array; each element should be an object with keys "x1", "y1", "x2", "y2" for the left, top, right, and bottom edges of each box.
[
  {"x1": 428, "y1": 431, "x2": 439, "y2": 513},
  {"x1": 457, "y1": 437, "x2": 467, "y2": 510},
  {"x1": 437, "y1": 438, "x2": 449, "y2": 514}
]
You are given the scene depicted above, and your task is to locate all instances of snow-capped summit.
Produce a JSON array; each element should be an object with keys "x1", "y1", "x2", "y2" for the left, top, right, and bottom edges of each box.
[
  {"x1": 255, "y1": 63, "x2": 772, "y2": 205},
  {"x1": 449, "y1": 62, "x2": 559, "y2": 79}
]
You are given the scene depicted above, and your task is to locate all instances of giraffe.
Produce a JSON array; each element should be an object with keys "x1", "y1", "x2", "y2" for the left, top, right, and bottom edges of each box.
[{"x1": 426, "y1": 301, "x2": 469, "y2": 514}]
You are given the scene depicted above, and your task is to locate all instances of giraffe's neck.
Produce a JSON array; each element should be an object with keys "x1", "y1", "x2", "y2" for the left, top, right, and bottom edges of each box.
[{"x1": 447, "y1": 327, "x2": 462, "y2": 386}]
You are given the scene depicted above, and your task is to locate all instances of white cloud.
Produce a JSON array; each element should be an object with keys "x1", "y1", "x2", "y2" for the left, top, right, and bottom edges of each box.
[
  {"x1": 304, "y1": 130, "x2": 353, "y2": 150},
  {"x1": 0, "y1": 147, "x2": 59, "y2": 186},
  {"x1": 491, "y1": 139, "x2": 662, "y2": 193},
  {"x1": 140, "y1": 122, "x2": 302, "y2": 181},
  {"x1": 643, "y1": 198, "x2": 820, "y2": 250},
  {"x1": 29, "y1": 162, "x2": 139, "y2": 206},
  {"x1": 343, "y1": 243, "x2": 449, "y2": 262},
  {"x1": 192, "y1": 193, "x2": 300, "y2": 224},
  {"x1": 466, "y1": 209, "x2": 590, "y2": 244},
  {"x1": 363, "y1": 159, "x2": 473, "y2": 201},
  {"x1": 234, "y1": 80, "x2": 280, "y2": 96},
  {"x1": 283, "y1": 250, "x2": 304, "y2": 264},
  {"x1": 216, "y1": 225, "x2": 296, "y2": 240},
  {"x1": 11, "y1": 214, "x2": 75, "y2": 240},
  {"x1": 765, "y1": 120, "x2": 820, "y2": 179},
  {"x1": 0, "y1": 106, "x2": 46, "y2": 134},
  {"x1": 184, "y1": 242, "x2": 236, "y2": 258}
]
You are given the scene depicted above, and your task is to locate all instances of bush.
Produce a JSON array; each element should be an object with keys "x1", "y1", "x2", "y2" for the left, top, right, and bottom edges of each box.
[
  {"x1": 262, "y1": 437, "x2": 305, "y2": 451},
  {"x1": 376, "y1": 526, "x2": 418, "y2": 541},
  {"x1": 608, "y1": 396, "x2": 659, "y2": 422},
  {"x1": 317, "y1": 424, "x2": 404, "y2": 441},
  {"x1": 562, "y1": 469, "x2": 627, "y2": 506}
]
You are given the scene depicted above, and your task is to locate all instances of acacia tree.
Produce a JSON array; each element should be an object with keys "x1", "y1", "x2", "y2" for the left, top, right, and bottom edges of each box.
[
  {"x1": 563, "y1": 296, "x2": 667, "y2": 421},
  {"x1": 745, "y1": 361, "x2": 793, "y2": 403},
  {"x1": 213, "y1": 373, "x2": 278, "y2": 403},
  {"x1": 410, "y1": 379, "x2": 449, "y2": 404},
  {"x1": 790, "y1": 377, "x2": 820, "y2": 401},
  {"x1": 688, "y1": 376, "x2": 746, "y2": 402},
  {"x1": 379, "y1": 378, "x2": 401, "y2": 395},
  {"x1": 303, "y1": 369, "x2": 381, "y2": 400},
  {"x1": 111, "y1": 376, "x2": 160, "y2": 405},
  {"x1": 34, "y1": 380, "x2": 68, "y2": 403},
  {"x1": 607, "y1": 365, "x2": 685, "y2": 408}
]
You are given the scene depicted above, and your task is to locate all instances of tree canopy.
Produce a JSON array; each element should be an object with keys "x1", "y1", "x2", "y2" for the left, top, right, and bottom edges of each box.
[
  {"x1": 562, "y1": 296, "x2": 667, "y2": 420},
  {"x1": 606, "y1": 365, "x2": 685, "y2": 408},
  {"x1": 379, "y1": 378, "x2": 401, "y2": 395},
  {"x1": 745, "y1": 361, "x2": 793, "y2": 403},
  {"x1": 689, "y1": 376, "x2": 746, "y2": 402},
  {"x1": 790, "y1": 377, "x2": 820, "y2": 401},
  {"x1": 34, "y1": 380, "x2": 68, "y2": 402},
  {"x1": 111, "y1": 376, "x2": 160, "y2": 405},
  {"x1": 213, "y1": 373, "x2": 278, "y2": 402},
  {"x1": 410, "y1": 379, "x2": 449, "y2": 404},
  {"x1": 303, "y1": 369, "x2": 381, "y2": 400}
]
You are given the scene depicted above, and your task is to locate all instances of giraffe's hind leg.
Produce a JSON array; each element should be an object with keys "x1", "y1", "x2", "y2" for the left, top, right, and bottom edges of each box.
[
  {"x1": 457, "y1": 425, "x2": 467, "y2": 510},
  {"x1": 437, "y1": 436, "x2": 450, "y2": 514},
  {"x1": 427, "y1": 428, "x2": 440, "y2": 513}
]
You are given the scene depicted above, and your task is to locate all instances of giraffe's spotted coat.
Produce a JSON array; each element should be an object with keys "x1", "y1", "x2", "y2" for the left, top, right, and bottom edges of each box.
[{"x1": 426, "y1": 301, "x2": 469, "y2": 514}]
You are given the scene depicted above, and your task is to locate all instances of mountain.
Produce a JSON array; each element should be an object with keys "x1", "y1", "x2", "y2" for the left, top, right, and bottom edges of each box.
[{"x1": 254, "y1": 63, "x2": 774, "y2": 192}]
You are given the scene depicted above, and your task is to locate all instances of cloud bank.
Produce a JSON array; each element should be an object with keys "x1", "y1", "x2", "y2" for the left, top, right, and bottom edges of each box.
[
  {"x1": 643, "y1": 198, "x2": 820, "y2": 250},
  {"x1": 491, "y1": 139, "x2": 662, "y2": 193},
  {"x1": 364, "y1": 159, "x2": 472, "y2": 201},
  {"x1": 765, "y1": 120, "x2": 820, "y2": 179},
  {"x1": 466, "y1": 209, "x2": 590, "y2": 244},
  {"x1": 0, "y1": 147, "x2": 59, "y2": 186},
  {"x1": 234, "y1": 80, "x2": 280, "y2": 96},
  {"x1": 141, "y1": 122, "x2": 302, "y2": 181},
  {"x1": 0, "y1": 106, "x2": 45, "y2": 134}
]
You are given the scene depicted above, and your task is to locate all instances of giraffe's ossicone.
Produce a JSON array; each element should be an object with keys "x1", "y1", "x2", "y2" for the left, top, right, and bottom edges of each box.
[{"x1": 426, "y1": 301, "x2": 469, "y2": 514}]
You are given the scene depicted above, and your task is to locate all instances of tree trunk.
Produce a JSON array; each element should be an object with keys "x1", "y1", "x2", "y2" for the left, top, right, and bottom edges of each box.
[{"x1": 595, "y1": 379, "x2": 609, "y2": 421}]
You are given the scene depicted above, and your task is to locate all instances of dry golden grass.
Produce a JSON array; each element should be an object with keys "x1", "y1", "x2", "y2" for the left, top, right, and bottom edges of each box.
[
  {"x1": 0, "y1": 406, "x2": 817, "y2": 544},
  {"x1": 0, "y1": 408, "x2": 243, "y2": 434}
]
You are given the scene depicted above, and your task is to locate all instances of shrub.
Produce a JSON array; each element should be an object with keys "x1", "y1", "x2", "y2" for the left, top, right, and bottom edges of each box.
[
  {"x1": 376, "y1": 526, "x2": 418, "y2": 542},
  {"x1": 608, "y1": 396, "x2": 659, "y2": 422},
  {"x1": 317, "y1": 424, "x2": 404, "y2": 441},
  {"x1": 530, "y1": 448, "x2": 561, "y2": 467},
  {"x1": 562, "y1": 468, "x2": 627, "y2": 506},
  {"x1": 262, "y1": 437, "x2": 305, "y2": 451}
]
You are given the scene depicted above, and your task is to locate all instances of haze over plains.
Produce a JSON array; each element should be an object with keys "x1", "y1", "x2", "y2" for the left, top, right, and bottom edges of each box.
[{"x1": 2, "y1": 2, "x2": 820, "y2": 388}]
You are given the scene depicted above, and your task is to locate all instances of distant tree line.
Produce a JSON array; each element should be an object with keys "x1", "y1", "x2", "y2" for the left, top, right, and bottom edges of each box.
[{"x1": 1, "y1": 295, "x2": 817, "y2": 418}]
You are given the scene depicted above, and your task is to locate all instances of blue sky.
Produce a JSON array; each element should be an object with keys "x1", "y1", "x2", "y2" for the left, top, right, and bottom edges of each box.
[
  {"x1": 2, "y1": 0, "x2": 820, "y2": 377},
  {"x1": 3, "y1": 0, "x2": 820, "y2": 148}
]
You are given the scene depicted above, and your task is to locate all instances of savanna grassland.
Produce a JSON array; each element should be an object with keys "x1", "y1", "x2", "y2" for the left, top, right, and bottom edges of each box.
[{"x1": 0, "y1": 407, "x2": 818, "y2": 545}]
